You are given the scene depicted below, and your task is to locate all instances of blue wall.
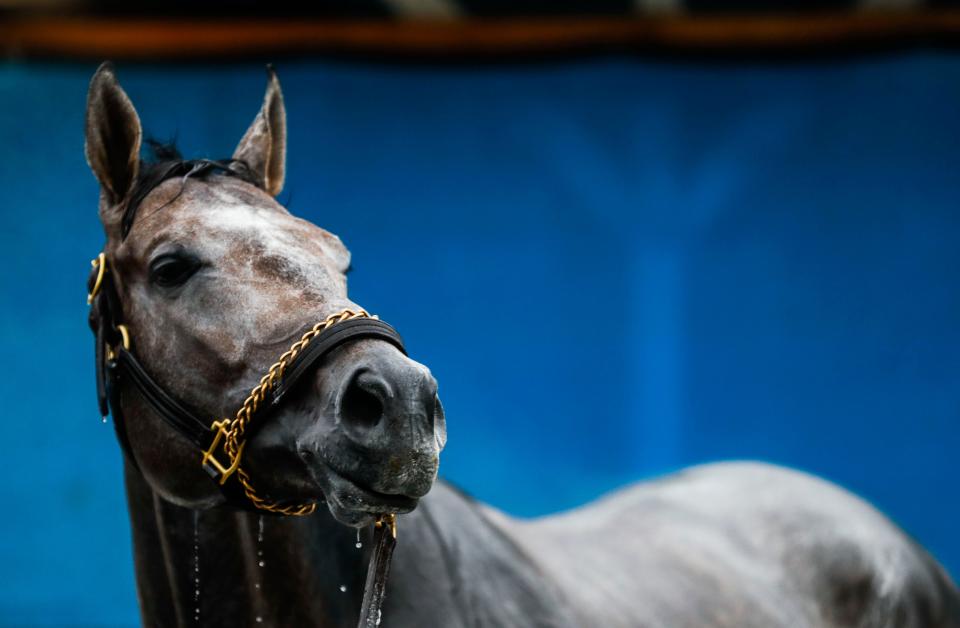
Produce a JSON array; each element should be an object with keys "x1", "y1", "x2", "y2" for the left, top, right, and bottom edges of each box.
[{"x1": 1, "y1": 53, "x2": 957, "y2": 625}]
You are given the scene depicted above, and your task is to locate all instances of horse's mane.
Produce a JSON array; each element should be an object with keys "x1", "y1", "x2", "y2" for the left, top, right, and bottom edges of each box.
[{"x1": 121, "y1": 140, "x2": 262, "y2": 239}]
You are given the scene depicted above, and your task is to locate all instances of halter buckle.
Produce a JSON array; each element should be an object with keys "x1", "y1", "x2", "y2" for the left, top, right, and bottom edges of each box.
[
  {"x1": 201, "y1": 420, "x2": 245, "y2": 484},
  {"x1": 87, "y1": 252, "x2": 107, "y2": 304},
  {"x1": 105, "y1": 324, "x2": 132, "y2": 362},
  {"x1": 375, "y1": 513, "x2": 398, "y2": 539}
]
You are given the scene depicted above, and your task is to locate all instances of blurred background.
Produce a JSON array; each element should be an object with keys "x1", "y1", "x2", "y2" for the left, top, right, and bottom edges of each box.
[{"x1": 1, "y1": 2, "x2": 959, "y2": 626}]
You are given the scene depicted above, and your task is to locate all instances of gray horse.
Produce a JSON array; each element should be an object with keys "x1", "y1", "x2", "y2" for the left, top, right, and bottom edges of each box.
[{"x1": 84, "y1": 63, "x2": 959, "y2": 627}]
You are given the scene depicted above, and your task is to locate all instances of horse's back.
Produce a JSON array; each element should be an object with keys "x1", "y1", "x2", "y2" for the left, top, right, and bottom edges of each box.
[{"x1": 491, "y1": 462, "x2": 960, "y2": 628}]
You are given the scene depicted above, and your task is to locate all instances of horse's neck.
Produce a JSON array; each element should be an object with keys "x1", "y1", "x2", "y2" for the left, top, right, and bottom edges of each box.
[
  {"x1": 123, "y1": 464, "x2": 572, "y2": 627},
  {"x1": 123, "y1": 462, "x2": 371, "y2": 628}
]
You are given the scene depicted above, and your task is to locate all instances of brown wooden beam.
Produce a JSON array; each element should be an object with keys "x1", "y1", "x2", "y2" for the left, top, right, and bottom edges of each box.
[{"x1": 2, "y1": 13, "x2": 960, "y2": 60}]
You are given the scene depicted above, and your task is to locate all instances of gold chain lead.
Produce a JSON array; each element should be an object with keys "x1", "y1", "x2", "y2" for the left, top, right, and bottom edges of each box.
[{"x1": 214, "y1": 308, "x2": 374, "y2": 516}]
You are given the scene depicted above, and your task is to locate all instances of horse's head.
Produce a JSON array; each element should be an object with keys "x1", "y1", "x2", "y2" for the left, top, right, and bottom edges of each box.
[{"x1": 84, "y1": 64, "x2": 445, "y2": 527}]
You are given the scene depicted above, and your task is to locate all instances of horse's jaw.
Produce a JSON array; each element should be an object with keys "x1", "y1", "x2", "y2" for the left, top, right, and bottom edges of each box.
[{"x1": 307, "y1": 459, "x2": 422, "y2": 528}]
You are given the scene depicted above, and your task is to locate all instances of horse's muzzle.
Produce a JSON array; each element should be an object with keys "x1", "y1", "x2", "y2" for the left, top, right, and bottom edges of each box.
[{"x1": 298, "y1": 339, "x2": 445, "y2": 521}]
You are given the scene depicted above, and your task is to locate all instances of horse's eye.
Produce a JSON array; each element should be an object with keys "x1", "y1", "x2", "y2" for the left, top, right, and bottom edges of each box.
[{"x1": 149, "y1": 254, "x2": 201, "y2": 288}]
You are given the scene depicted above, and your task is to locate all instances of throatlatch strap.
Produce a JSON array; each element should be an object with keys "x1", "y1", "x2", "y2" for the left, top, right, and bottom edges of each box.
[
  {"x1": 358, "y1": 521, "x2": 398, "y2": 628},
  {"x1": 95, "y1": 313, "x2": 109, "y2": 418}
]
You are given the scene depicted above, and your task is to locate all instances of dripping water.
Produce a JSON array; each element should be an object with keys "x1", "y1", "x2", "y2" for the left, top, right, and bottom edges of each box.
[
  {"x1": 355, "y1": 528, "x2": 362, "y2": 549},
  {"x1": 257, "y1": 515, "x2": 265, "y2": 570},
  {"x1": 255, "y1": 515, "x2": 265, "y2": 623},
  {"x1": 193, "y1": 510, "x2": 201, "y2": 624}
]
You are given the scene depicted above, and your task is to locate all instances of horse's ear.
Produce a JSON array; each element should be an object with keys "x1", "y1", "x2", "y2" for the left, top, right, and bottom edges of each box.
[
  {"x1": 85, "y1": 62, "x2": 142, "y2": 205},
  {"x1": 233, "y1": 66, "x2": 286, "y2": 197}
]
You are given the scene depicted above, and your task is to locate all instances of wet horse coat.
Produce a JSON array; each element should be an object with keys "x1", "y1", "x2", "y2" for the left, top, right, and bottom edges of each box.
[
  {"x1": 127, "y1": 463, "x2": 960, "y2": 627},
  {"x1": 84, "y1": 65, "x2": 960, "y2": 627}
]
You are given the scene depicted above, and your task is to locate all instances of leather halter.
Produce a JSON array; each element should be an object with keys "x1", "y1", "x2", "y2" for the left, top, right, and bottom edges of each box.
[{"x1": 88, "y1": 252, "x2": 402, "y2": 626}]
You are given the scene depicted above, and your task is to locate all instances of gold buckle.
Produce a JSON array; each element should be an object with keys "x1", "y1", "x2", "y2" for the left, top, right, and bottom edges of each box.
[
  {"x1": 201, "y1": 420, "x2": 245, "y2": 484},
  {"x1": 105, "y1": 324, "x2": 132, "y2": 362},
  {"x1": 376, "y1": 513, "x2": 398, "y2": 539},
  {"x1": 87, "y1": 252, "x2": 106, "y2": 304}
]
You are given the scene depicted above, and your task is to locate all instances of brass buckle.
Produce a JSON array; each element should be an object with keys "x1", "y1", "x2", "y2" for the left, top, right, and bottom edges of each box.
[
  {"x1": 105, "y1": 324, "x2": 132, "y2": 362},
  {"x1": 376, "y1": 513, "x2": 398, "y2": 539},
  {"x1": 87, "y1": 253, "x2": 106, "y2": 304},
  {"x1": 201, "y1": 420, "x2": 245, "y2": 484}
]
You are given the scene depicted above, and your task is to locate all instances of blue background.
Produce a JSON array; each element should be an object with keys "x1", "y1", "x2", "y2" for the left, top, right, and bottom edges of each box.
[{"x1": 1, "y1": 54, "x2": 957, "y2": 625}]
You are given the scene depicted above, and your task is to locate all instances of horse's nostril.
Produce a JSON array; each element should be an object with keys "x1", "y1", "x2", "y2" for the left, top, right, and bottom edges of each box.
[
  {"x1": 340, "y1": 374, "x2": 385, "y2": 431},
  {"x1": 433, "y1": 394, "x2": 447, "y2": 450}
]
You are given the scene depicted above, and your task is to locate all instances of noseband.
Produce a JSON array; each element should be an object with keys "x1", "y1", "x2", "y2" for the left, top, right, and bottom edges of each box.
[{"x1": 87, "y1": 252, "x2": 403, "y2": 626}]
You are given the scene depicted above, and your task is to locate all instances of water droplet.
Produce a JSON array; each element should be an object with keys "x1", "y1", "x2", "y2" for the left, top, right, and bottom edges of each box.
[
  {"x1": 339, "y1": 584, "x2": 347, "y2": 593},
  {"x1": 193, "y1": 510, "x2": 201, "y2": 624},
  {"x1": 253, "y1": 514, "x2": 266, "y2": 615},
  {"x1": 355, "y1": 529, "x2": 362, "y2": 549},
  {"x1": 101, "y1": 416, "x2": 108, "y2": 424}
]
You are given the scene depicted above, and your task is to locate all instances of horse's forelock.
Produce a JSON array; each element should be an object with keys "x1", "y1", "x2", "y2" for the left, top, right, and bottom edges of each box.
[{"x1": 121, "y1": 139, "x2": 264, "y2": 240}]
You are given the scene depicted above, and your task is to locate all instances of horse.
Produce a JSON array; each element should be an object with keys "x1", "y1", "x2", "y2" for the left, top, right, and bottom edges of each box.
[{"x1": 83, "y1": 63, "x2": 960, "y2": 628}]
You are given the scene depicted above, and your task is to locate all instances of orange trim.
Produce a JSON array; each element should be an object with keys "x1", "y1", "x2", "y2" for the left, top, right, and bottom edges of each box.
[{"x1": 1, "y1": 13, "x2": 960, "y2": 59}]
